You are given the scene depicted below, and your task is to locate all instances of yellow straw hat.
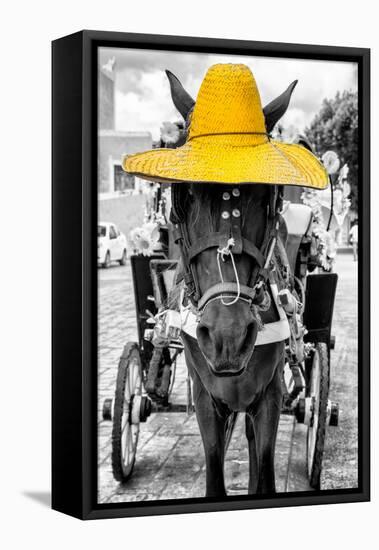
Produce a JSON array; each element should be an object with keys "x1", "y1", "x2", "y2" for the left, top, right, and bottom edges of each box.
[{"x1": 123, "y1": 64, "x2": 328, "y2": 189}]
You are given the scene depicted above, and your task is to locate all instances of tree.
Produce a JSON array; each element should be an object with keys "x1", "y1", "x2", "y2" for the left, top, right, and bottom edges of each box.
[{"x1": 305, "y1": 91, "x2": 358, "y2": 213}]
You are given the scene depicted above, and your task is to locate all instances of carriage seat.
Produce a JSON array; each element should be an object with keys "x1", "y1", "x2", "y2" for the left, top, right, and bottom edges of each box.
[{"x1": 281, "y1": 202, "x2": 313, "y2": 275}]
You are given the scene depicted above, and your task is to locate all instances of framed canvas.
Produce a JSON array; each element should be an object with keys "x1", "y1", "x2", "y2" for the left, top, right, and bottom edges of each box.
[{"x1": 52, "y1": 30, "x2": 370, "y2": 520}]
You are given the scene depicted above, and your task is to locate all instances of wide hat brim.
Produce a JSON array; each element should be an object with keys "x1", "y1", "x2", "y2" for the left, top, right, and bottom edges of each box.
[{"x1": 123, "y1": 135, "x2": 329, "y2": 189}]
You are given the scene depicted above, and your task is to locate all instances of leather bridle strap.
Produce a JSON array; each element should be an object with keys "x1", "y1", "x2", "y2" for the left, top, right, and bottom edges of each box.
[
  {"x1": 187, "y1": 232, "x2": 265, "y2": 267},
  {"x1": 248, "y1": 186, "x2": 281, "y2": 287},
  {"x1": 197, "y1": 282, "x2": 258, "y2": 311},
  {"x1": 170, "y1": 183, "x2": 283, "y2": 310}
]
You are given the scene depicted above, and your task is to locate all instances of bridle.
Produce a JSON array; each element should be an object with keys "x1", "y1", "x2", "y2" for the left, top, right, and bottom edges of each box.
[{"x1": 170, "y1": 183, "x2": 283, "y2": 317}]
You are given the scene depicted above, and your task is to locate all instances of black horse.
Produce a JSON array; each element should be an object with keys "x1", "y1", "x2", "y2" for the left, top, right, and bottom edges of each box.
[{"x1": 166, "y1": 70, "x2": 298, "y2": 497}]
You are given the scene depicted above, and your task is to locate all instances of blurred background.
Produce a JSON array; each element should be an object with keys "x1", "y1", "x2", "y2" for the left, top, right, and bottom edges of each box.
[{"x1": 98, "y1": 48, "x2": 358, "y2": 245}]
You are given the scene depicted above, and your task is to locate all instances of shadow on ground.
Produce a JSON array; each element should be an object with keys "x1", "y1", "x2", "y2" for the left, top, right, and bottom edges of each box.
[{"x1": 23, "y1": 491, "x2": 51, "y2": 508}]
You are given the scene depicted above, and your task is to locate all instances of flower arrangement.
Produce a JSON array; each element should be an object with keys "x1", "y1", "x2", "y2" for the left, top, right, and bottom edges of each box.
[
  {"x1": 129, "y1": 184, "x2": 170, "y2": 256},
  {"x1": 301, "y1": 188, "x2": 332, "y2": 270},
  {"x1": 160, "y1": 121, "x2": 180, "y2": 144},
  {"x1": 321, "y1": 150, "x2": 340, "y2": 175},
  {"x1": 129, "y1": 222, "x2": 160, "y2": 256},
  {"x1": 301, "y1": 151, "x2": 351, "y2": 268}
]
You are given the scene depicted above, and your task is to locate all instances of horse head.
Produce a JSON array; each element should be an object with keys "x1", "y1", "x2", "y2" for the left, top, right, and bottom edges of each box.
[
  {"x1": 181, "y1": 183, "x2": 272, "y2": 376},
  {"x1": 167, "y1": 70, "x2": 297, "y2": 377}
]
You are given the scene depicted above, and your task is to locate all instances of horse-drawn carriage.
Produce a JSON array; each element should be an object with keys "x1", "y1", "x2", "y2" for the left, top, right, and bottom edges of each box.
[
  {"x1": 102, "y1": 63, "x2": 340, "y2": 495},
  {"x1": 102, "y1": 188, "x2": 339, "y2": 491}
]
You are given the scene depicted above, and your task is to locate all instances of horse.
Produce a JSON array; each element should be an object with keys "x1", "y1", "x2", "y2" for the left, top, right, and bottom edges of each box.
[{"x1": 164, "y1": 70, "x2": 298, "y2": 497}]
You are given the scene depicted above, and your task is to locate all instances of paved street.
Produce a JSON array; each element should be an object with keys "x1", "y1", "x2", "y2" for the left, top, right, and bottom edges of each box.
[
  {"x1": 97, "y1": 253, "x2": 358, "y2": 503},
  {"x1": 321, "y1": 254, "x2": 358, "y2": 490}
]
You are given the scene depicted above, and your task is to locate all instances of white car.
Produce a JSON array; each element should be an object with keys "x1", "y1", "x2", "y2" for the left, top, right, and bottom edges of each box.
[{"x1": 98, "y1": 222, "x2": 128, "y2": 267}]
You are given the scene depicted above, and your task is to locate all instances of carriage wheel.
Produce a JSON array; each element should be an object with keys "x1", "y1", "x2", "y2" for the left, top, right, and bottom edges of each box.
[
  {"x1": 112, "y1": 342, "x2": 143, "y2": 482},
  {"x1": 306, "y1": 342, "x2": 330, "y2": 490}
]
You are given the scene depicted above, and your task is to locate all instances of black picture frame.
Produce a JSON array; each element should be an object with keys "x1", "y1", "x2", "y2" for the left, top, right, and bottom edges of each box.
[{"x1": 52, "y1": 30, "x2": 370, "y2": 520}]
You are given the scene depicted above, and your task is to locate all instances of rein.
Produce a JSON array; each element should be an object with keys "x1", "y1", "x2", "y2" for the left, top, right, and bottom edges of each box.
[
  {"x1": 216, "y1": 237, "x2": 240, "y2": 306},
  {"x1": 170, "y1": 183, "x2": 283, "y2": 317}
]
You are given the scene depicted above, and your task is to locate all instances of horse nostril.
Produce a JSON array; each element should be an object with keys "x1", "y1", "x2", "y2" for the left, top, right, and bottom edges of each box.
[
  {"x1": 240, "y1": 321, "x2": 257, "y2": 354},
  {"x1": 197, "y1": 324, "x2": 221, "y2": 356},
  {"x1": 197, "y1": 324, "x2": 213, "y2": 347}
]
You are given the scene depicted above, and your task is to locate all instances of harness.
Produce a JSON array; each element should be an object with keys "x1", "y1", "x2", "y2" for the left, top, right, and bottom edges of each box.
[{"x1": 170, "y1": 183, "x2": 284, "y2": 316}]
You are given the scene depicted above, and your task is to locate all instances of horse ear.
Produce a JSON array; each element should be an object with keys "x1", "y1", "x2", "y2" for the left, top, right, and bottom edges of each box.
[
  {"x1": 296, "y1": 134, "x2": 314, "y2": 152},
  {"x1": 165, "y1": 69, "x2": 195, "y2": 121},
  {"x1": 263, "y1": 80, "x2": 298, "y2": 133}
]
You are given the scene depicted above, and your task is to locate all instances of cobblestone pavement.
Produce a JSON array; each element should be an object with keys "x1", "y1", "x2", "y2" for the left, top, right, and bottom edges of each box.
[
  {"x1": 322, "y1": 254, "x2": 358, "y2": 489},
  {"x1": 97, "y1": 253, "x2": 357, "y2": 503}
]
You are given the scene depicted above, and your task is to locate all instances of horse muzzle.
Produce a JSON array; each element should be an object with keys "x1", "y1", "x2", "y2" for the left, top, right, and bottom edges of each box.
[{"x1": 196, "y1": 301, "x2": 258, "y2": 377}]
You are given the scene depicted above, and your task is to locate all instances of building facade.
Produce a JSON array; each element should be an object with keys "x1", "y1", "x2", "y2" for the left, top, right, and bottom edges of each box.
[
  {"x1": 98, "y1": 63, "x2": 152, "y2": 198},
  {"x1": 98, "y1": 129, "x2": 153, "y2": 196}
]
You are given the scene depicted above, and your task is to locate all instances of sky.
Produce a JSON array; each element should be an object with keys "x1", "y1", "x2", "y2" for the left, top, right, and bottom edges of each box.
[{"x1": 99, "y1": 47, "x2": 358, "y2": 141}]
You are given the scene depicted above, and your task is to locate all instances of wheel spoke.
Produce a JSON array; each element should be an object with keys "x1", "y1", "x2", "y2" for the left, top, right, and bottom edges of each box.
[
  {"x1": 127, "y1": 359, "x2": 136, "y2": 396},
  {"x1": 125, "y1": 433, "x2": 133, "y2": 466},
  {"x1": 112, "y1": 345, "x2": 143, "y2": 482},
  {"x1": 132, "y1": 362, "x2": 138, "y2": 389},
  {"x1": 128, "y1": 364, "x2": 134, "y2": 395},
  {"x1": 134, "y1": 370, "x2": 141, "y2": 394},
  {"x1": 126, "y1": 369, "x2": 131, "y2": 400},
  {"x1": 121, "y1": 411, "x2": 129, "y2": 435},
  {"x1": 123, "y1": 426, "x2": 130, "y2": 464},
  {"x1": 132, "y1": 359, "x2": 139, "y2": 390}
]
